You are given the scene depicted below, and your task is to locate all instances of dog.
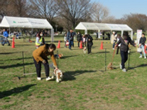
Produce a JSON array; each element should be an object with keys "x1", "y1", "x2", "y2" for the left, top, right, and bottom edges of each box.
[
  {"x1": 107, "y1": 62, "x2": 114, "y2": 70},
  {"x1": 53, "y1": 69, "x2": 63, "y2": 83},
  {"x1": 83, "y1": 47, "x2": 87, "y2": 54}
]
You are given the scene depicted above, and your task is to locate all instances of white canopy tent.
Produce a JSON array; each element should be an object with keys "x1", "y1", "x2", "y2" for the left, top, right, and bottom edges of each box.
[
  {"x1": 75, "y1": 22, "x2": 133, "y2": 39},
  {"x1": 0, "y1": 16, "x2": 54, "y2": 41}
]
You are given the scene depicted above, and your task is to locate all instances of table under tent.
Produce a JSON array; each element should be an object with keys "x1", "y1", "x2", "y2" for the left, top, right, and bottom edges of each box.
[
  {"x1": 0, "y1": 16, "x2": 54, "y2": 42},
  {"x1": 75, "y1": 22, "x2": 133, "y2": 40}
]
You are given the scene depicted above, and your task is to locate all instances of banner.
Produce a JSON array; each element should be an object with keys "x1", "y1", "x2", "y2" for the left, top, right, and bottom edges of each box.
[{"x1": 137, "y1": 30, "x2": 142, "y2": 45}]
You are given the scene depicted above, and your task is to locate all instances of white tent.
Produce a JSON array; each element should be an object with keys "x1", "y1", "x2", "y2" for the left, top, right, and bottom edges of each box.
[
  {"x1": 0, "y1": 16, "x2": 54, "y2": 41},
  {"x1": 75, "y1": 22, "x2": 133, "y2": 39}
]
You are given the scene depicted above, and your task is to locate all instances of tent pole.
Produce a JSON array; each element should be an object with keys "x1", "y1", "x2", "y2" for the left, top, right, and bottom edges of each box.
[
  {"x1": 98, "y1": 30, "x2": 100, "y2": 38},
  {"x1": 85, "y1": 29, "x2": 87, "y2": 34},
  {"x1": 121, "y1": 30, "x2": 123, "y2": 37},
  {"x1": 51, "y1": 28, "x2": 54, "y2": 42},
  {"x1": 9, "y1": 27, "x2": 10, "y2": 38}
]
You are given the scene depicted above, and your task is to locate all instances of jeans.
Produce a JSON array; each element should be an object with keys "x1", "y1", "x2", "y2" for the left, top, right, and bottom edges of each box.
[
  {"x1": 64, "y1": 41, "x2": 67, "y2": 47},
  {"x1": 120, "y1": 51, "x2": 128, "y2": 69},
  {"x1": 112, "y1": 40, "x2": 116, "y2": 48},
  {"x1": 87, "y1": 43, "x2": 92, "y2": 54},
  {"x1": 1, "y1": 37, "x2": 10, "y2": 45},
  {"x1": 140, "y1": 45, "x2": 146, "y2": 57},
  {"x1": 33, "y1": 58, "x2": 49, "y2": 78},
  {"x1": 69, "y1": 40, "x2": 73, "y2": 49}
]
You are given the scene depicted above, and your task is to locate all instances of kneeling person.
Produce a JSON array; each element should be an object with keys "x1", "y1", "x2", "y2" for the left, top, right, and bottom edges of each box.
[{"x1": 33, "y1": 44, "x2": 58, "y2": 81}]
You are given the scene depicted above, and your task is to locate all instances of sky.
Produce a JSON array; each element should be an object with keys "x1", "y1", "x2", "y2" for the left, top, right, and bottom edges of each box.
[{"x1": 92, "y1": 0, "x2": 147, "y2": 19}]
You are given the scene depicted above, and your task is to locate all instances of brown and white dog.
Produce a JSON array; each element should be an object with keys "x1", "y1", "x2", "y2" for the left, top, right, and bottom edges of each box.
[{"x1": 53, "y1": 69, "x2": 63, "y2": 83}]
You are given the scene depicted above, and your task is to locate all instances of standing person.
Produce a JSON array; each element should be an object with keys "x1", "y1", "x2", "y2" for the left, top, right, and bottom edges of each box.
[
  {"x1": 2, "y1": 29, "x2": 10, "y2": 46},
  {"x1": 86, "y1": 34, "x2": 93, "y2": 54},
  {"x1": 33, "y1": 44, "x2": 58, "y2": 81},
  {"x1": 107, "y1": 32, "x2": 110, "y2": 40},
  {"x1": 116, "y1": 32, "x2": 136, "y2": 72},
  {"x1": 64, "y1": 33, "x2": 67, "y2": 48},
  {"x1": 82, "y1": 35, "x2": 86, "y2": 47},
  {"x1": 77, "y1": 32, "x2": 82, "y2": 47},
  {"x1": 139, "y1": 33, "x2": 146, "y2": 59},
  {"x1": 116, "y1": 34, "x2": 121, "y2": 54},
  {"x1": 35, "y1": 31, "x2": 44, "y2": 48},
  {"x1": 67, "y1": 30, "x2": 75, "y2": 50},
  {"x1": 111, "y1": 31, "x2": 117, "y2": 50}
]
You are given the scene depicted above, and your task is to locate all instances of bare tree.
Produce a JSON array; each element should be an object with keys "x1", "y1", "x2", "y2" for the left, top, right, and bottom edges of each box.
[
  {"x1": 92, "y1": 3, "x2": 109, "y2": 22},
  {"x1": 29, "y1": 0, "x2": 59, "y2": 22},
  {"x1": 56, "y1": 0, "x2": 93, "y2": 30},
  {"x1": 12, "y1": 0, "x2": 28, "y2": 17},
  {"x1": 123, "y1": 14, "x2": 147, "y2": 31}
]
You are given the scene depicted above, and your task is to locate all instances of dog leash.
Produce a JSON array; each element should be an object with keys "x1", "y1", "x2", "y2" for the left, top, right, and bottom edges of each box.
[{"x1": 111, "y1": 46, "x2": 116, "y2": 63}]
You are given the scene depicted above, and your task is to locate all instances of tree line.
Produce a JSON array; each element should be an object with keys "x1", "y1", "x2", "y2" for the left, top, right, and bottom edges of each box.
[{"x1": 0, "y1": 0, "x2": 146, "y2": 32}]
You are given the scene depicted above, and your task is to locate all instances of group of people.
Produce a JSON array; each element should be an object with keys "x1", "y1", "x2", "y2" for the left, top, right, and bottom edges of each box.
[
  {"x1": 64, "y1": 30, "x2": 93, "y2": 54},
  {"x1": 33, "y1": 29, "x2": 147, "y2": 81},
  {"x1": 111, "y1": 31, "x2": 146, "y2": 72}
]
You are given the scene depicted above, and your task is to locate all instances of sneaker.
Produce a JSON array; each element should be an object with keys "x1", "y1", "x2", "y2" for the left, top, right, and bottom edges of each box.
[
  {"x1": 46, "y1": 77, "x2": 53, "y2": 81},
  {"x1": 113, "y1": 48, "x2": 114, "y2": 50},
  {"x1": 139, "y1": 56, "x2": 142, "y2": 58},
  {"x1": 122, "y1": 68, "x2": 126, "y2": 72},
  {"x1": 37, "y1": 77, "x2": 41, "y2": 80},
  {"x1": 145, "y1": 57, "x2": 146, "y2": 59},
  {"x1": 120, "y1": 64, "x2": 122, "y2": 69}
]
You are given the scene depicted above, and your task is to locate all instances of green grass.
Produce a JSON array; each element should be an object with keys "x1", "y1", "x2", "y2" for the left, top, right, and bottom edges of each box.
[{"x1": 0, "y1": 37, "x2": 147, "y2": 110}]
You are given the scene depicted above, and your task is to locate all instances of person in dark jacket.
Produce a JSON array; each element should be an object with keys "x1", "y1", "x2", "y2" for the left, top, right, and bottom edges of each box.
[
  {"x1": 67, "y1": 30, "x2": 75, "y2": 50},
  {"x1": 86, "y1": 34, "x2": 93, "y2": 54},
  {"x1": 77, "y1": 32, "x2": 82, "y2": 47},
  {"x1": 139, "y1": 33, "x2": 146, "y2": 59},
  {"x1": 116, "y1": 32, "x2": 136, "y2": 72},
  {"x1": 116, "y1": 34, "x2": 121, "y2": 54}
]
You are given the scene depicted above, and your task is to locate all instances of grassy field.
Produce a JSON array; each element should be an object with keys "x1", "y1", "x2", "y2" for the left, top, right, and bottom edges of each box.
[{"x1": 0, "y1": 37, "x2": 147, "y2": 110}]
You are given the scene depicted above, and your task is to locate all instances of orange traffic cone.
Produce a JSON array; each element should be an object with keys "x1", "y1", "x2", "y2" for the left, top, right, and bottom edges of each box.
[
  {"x1": 12, "y1": 37, "x2": 15, "y2": 48},
  {"x1": 79, "y1": 41, "x2": 83, "y2": 49},
  {"x1": 57, "y1": 41, "x2": 60, "y2": 48},
  {"x1": 100, "y1": 42, "x2": 103, "y2": 50}
]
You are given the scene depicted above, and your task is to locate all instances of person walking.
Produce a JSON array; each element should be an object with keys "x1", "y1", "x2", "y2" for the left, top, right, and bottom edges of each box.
[
  {"x1": 116, "y1": 34, "x2": 121, "y2": 54},
  {"x1": 82, "y1": 35, "x2": 87, "y2": 47},
  {"x1": 139, "y1": 33, "x2": 146, "y2": 59},
  {"x1": 67, "y1": 30, "x2": 75, "y2": 50},
  {"x1": 2, "y1": 29, "x2": 10, "y2": 46},
  {"x1": 111, "y1": 31, "x2": 117, "y2": 50},
  {"x1": 64, "y1": 33, "x2": 67, "y2": 48},
  {"x1": 33, "y1": 44, "x2": 58, "y2": 81},
  {"x1": 35, "y1": 31, "x2": 45, "y2": 48},
  {"x1": 77, "y1": 32, "x2": 82, "y2": 47},
  {"x1": 86, "y1": 34, "x2": 93, "y2": 54},
  {"x1": 116, "y1": 32, "x2": 136, "y2": 72}
]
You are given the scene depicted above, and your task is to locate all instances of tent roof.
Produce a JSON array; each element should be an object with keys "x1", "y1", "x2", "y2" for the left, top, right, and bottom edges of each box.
[
  {"x1": 0, "y1": 16, "x2": 53, "y2": 29},
  {"x1": 75, "y1": 22, "x2": 132, "y2": 31}
]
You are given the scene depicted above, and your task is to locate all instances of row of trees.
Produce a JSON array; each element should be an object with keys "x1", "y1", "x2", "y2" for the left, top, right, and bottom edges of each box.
[{"x1": 0, "y1": 0, "x2": 147, "y2": 32}]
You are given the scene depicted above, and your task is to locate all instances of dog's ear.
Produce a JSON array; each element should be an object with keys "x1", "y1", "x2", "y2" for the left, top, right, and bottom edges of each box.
[{"x1": 62, "y1": 73, "x2": 64, "y2": 75}]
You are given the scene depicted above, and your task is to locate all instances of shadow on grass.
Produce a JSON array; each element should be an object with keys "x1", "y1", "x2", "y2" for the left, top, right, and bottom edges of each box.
[
  {"x1": 93, "y1": 51, "x2": 110, "y2": 54},
  {"x1": 0, "y1": 84, "x2": 36, "y2": 99},
  {"x1": 0, "y1": 63, "x2": 34, "y2": 69},
  {"x1": 0, "y1": 52, "x2": 22, "y2": 55},
  {"x1": 129, "y1": 64, "x2": 147, "y2": 70},
  {"x1": 0, "y1": 57, "x2": 32, "y2": 61},
  {"x1": 63, "y1": 70, "x2": 96, "y2": 81},
  {"x1": 61, "y1": 55, "x2": 78, "y2": 59}
]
